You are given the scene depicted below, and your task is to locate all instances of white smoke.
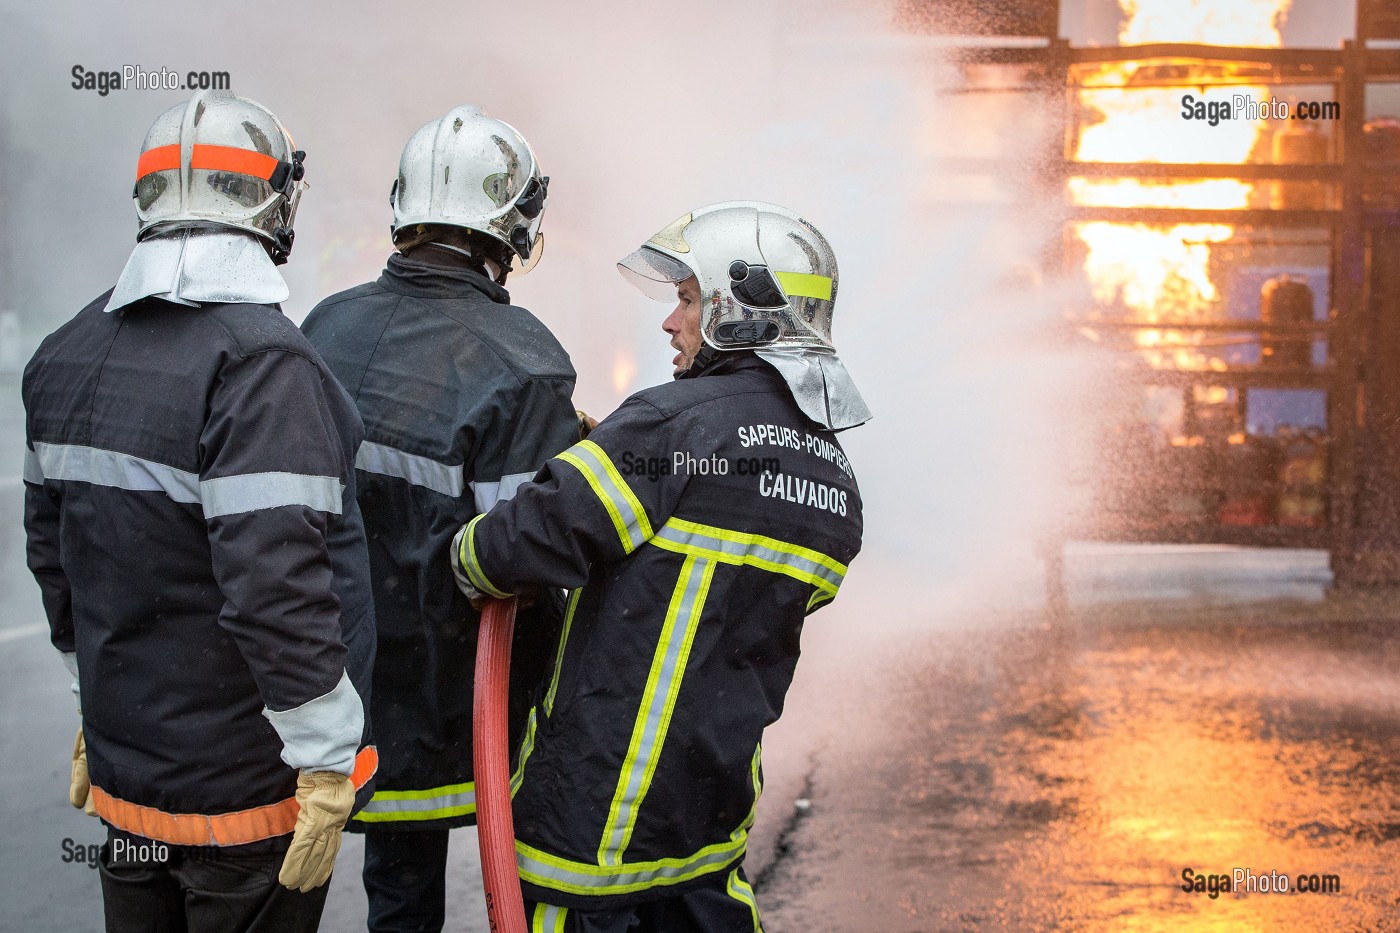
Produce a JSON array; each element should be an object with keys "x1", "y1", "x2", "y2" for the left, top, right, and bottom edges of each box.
[{"x1": 0, "y1": 0, "x2": 1083, "y2": 626}]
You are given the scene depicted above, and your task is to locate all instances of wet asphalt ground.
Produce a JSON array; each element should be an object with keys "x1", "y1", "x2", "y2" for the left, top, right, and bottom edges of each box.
[
  {"x1": 756, "y1": 583, "x2": 1400, "y2": 931},
  {"x1": 3, "y1": 487, "x2": 1398, "y2": 932}
]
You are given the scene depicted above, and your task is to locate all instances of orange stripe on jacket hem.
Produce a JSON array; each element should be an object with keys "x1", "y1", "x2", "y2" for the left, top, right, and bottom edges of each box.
[
  {"x1": 91, "y1": 745, "x2": 378, "y2": 847},
  {"x1": 136, "y1": 144, "x2": 280, "y2": 182}
]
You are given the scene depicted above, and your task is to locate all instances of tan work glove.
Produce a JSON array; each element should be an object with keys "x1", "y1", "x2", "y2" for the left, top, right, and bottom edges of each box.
[
  {"x1": 278, "y1": 770, "x2": 355, "y2": 892},
  {"x1": 577, "y1": 409, "x2": 598, "y2": 440},
  {"x1": 70, "y1": 727, "x2": 96, "y2": 816}
]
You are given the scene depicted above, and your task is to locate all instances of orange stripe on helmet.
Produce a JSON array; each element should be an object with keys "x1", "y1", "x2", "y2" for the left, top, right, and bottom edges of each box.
[
  {"x1": 89, "y1": 745, "x2": 379, "y2": 847},
  {"x1": 136, "y1": 143, "x2": 280, "y2": 182},
  {"x1": 136, "y1": 145, "x2": 181, "y2": 179}
]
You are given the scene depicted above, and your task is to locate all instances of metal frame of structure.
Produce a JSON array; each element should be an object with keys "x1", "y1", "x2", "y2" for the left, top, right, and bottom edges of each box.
[{"x1": 935, "y1": 3, "x2": 1400, "y2": 606}]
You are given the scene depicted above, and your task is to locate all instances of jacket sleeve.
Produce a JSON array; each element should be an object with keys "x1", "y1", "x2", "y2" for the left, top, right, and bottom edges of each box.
[
  {"x1": 22, "y1": 441, "x2": 80, "y2": 707},
  {"x1": 457, "y1": 396, "x2": 692, "y2": 595},
  {"x1": 200, "y1": 349, "x2": 364, "y2": 776},
  {"x1": 466, "y1": 374, "x2": 579, "y2": 513}
]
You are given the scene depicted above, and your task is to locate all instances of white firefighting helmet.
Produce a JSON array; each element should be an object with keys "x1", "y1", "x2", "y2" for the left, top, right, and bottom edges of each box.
[
  {"x1": 390, "y1": 106, "x2": 548, "y2": 272},
  {"x1": 618, "y1": 201, "x2": 871, "y2": 430},
  {"x1": 133, "y1": 90, "x2": 305, "y2": 263},
  {"x1": 618, "y1": 201, "x2": 839, "y2": 351}
]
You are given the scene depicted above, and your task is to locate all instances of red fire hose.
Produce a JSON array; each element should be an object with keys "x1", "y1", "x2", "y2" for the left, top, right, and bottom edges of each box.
[{"x1": 473, "y1": 596, "x2": 528, "y2": 933}]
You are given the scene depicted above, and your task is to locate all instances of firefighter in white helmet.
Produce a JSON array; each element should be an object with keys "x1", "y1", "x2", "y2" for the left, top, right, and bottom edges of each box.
[
  {"x1": 302, "y1": 105, "x2": 577, "y2": 932},
  {"x1": 451, "y1": 201, "x2": 867, "y2": 930},
  {"x1": 24, "y1": 90, "x2": 377, "y2": 932}
]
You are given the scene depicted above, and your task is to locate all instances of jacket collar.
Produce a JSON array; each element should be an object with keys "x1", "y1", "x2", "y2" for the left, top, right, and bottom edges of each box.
[
  {"x1": 678, "y1": 350, "x2": 769, "y2": 381},
  {"x1": 377, "y1": 252, "x2": 511, "y2": 304}
]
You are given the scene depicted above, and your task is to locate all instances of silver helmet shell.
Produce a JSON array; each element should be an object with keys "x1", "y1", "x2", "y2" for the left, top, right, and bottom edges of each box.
[
  {"x1": 390, "y1": 106, "x2": 547, "y2": 265},
  {"x1": 617, "y1": 201, "x2": 839, "y2": 353},
  {"x1": 134, "y1": 90, "x2": 305, "y2": 259}
]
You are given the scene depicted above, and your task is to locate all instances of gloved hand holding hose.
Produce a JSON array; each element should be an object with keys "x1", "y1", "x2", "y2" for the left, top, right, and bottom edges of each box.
[{"x1": 278, "y1": 770, "x2": 355, "y2": 892}]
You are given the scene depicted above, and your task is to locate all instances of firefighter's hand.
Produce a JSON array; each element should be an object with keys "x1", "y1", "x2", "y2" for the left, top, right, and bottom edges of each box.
[
  {"x1": 577, "y1": 409, "x2": 598, "y2": 440},
  {"x1": 70, "y1": 727, "x2": 96, "y2": 816},
  {"x1": 449, "y1": 524, "x2": 489, "y2": 608},
  {"x1": 278, "y1": 770, "x2": 354, "y2": 892}
]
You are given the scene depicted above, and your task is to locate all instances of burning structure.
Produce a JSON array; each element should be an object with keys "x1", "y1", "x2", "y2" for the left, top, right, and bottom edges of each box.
[{"x1": 905, "y1": 0, "x2": 1400, "y2": 589}]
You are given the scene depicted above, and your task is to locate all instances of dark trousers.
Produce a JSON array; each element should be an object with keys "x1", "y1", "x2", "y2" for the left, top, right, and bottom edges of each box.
[
  {"x1": 523, "y1": 866, "x2": 764, "y2": 933},
  {"x1": 363, "y1": 827, "x2": 451, "y2": 933},
  {"x1": 98, "y1": 831, "x2": 328, "y2": 933}
]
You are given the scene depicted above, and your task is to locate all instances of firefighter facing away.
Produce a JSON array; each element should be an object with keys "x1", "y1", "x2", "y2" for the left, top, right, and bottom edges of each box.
[
  {"x1": 452, "y1": 201, "x2": 870, "y2": 931},
  {"x1": 301, "y1": 106, "x2": 578, "y2": 932},
  {"x1": 23, "y1": 90, "x2": 377, "y2": 932}
]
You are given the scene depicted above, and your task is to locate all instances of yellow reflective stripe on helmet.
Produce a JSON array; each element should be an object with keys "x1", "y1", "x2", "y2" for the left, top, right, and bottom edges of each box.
[
  {"x1": 544, "y1": 588, "x2": 583, "y2": 716},
  {"x1": 556, "y1": 440, "x2": 654, "y2": 553},
  {"x1": 649, "y1": 517, "x2": 845, "y2": 599},
  {"x1": 774, "y1": 271, "x2": 833, "y2": 301},
  {"x1": 727, "y1": 868, "x2": 764, "y2": 932},
  {"x1": 458, "y1": 514, "x2": 511, "y2": 599},
  {"x1": 352, "y1": 781, "x2": 476, "y2": 822},
  {"x1": 531, "y1": 902, "x2": 567, "y2": 933},
  {"x1": 517, "y1": 834, "x2": 745, "y2": 897},
  {"x1": 598, "y1": 556, "x2": 714, "y2": 866}
]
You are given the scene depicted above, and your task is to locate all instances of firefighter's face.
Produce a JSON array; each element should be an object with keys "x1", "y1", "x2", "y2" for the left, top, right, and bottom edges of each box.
[{"x1": 663, "y1": 276, "x2": 703, "y2": 375}]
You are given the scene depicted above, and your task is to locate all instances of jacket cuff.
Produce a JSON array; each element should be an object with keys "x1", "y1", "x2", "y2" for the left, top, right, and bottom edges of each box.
[
  {"x1": 262, "y1": 671, "x2": 364, "y2": 776},
  {"x1": 60, "y1": 651, "x2": 80, "y2": 711}
]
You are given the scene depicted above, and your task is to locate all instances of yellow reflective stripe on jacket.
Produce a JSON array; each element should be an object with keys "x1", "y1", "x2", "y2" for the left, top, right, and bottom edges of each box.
[
  {"x1": 727, "y1": 867, "x2": 764, "y2": 932},
  {"x1": 556, "y1": 440, "x2": 653, "y2": 553},
  {"x1": 518, "y1": 741, "x2": 759, "y2": 897},
  {"x1": 352, "y1": 781, "x2": 476, "y2": 822},
  {"x1": 531, "y1": 902, "x2": 568, "y2": 933},
  {"x1": 598, "y1": 555, "x2": 715, "y2": 865},
  {"x1": 544, "y1": 588, "x2": 583, "y2": 716},
  {"x1": 512, "y1": 707, "x2": 538, "y2": 798},
  {"x1": 458, "y1": 514, "x2": 511, "y2": 599},
  {"x1": 735, "y1": 744, "x2": 763, "y2": 841},
  {"x1": 517, "y1": 835, "x2": 745, "y2": 897},
  {"x1": 649, "y1": 517, "x2": 846, "y2": 599}
]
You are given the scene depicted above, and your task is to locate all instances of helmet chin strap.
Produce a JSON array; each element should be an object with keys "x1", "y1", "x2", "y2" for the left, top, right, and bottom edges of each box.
[{"x1": 676, "y1": 344, "x2": 724, "y2": 380}]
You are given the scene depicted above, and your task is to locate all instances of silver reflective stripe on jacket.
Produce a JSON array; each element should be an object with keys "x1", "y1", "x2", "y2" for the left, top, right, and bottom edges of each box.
[
  {"x1": 598, "y1": 555, "x2": 714, "y2": 866},
  {"x1": 354, "y1": 440, "x2": 464, "y2": 498},
  {"x1": 353, "y1": 782, "x2": 478, "y2": 823},
  {"x1": 34, "y1": 442, "x2": 201, "y2": 503},
  {"x1": 515, "y1": 838, "x2": 745, "y2": 897},
  {"x1": 201, "y1": 472, "x2": 343, "y2": 518},
  {"x1": 31, "y1": 442, "x2": 343, "y2": 518},
  {"x1": 470, "y1": 471, "x2": 535, "y2": 513},
  {"x1": 651, "y1": 520, "x2": 845, "y2": 592},
  {"x1": 23, "y1": 446, "x2": 44, "y2": 485}
]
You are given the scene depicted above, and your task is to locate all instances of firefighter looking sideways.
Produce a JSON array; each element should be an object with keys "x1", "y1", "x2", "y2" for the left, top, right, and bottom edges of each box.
[
  {"x1": 451, "y1": 201, "x2": 871, "y2": 931},
  {"x1": 22, "y1": 90, "x2": 377, "y2": 931},
  {"x1": 301, "y1": 106, "x2": 578, "y2": 933}
]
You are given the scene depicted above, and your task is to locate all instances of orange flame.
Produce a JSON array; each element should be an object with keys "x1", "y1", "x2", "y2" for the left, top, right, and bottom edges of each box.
[{"x1": 1072, "y1": 0, "x2": 1293, "y2": 371}]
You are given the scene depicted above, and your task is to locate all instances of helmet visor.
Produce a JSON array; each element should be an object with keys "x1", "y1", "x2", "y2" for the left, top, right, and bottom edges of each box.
[
  {"x1": 617, "y1": 246, "x2": 694, "y2": 301},
  {"x1": 515, "y1": 231, "x2": 544, "y2": 275}
]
